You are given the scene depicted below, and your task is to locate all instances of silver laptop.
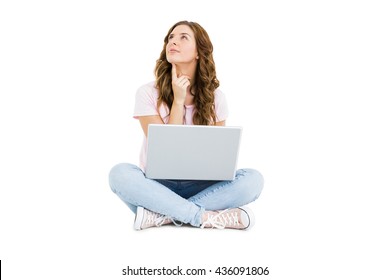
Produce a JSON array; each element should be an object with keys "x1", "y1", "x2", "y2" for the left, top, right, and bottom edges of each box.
[{"x1": 145, "y1": 124, "x2": 242, "y2": 180}]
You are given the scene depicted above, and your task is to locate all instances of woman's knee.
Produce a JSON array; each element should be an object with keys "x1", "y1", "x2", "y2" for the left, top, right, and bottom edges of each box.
[
  {"x1": 240, "y1": 168, "x2": 264, "y2": 197},
  {"x1": 108, "y1": 163, "x2": 140, "y2": 192}
]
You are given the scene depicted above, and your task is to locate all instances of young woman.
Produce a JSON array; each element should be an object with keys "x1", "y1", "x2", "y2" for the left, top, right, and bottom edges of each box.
[{"x1": 109, "y1": 21, "x2": 264, "y2": 230}]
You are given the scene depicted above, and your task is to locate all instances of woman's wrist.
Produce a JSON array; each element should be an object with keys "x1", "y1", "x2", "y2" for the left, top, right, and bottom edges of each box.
[
  {"x1": 173, "y1": 97, "x2": 185, "y2": 107},
  {"x1": 168, "y1": 101, "x2": 185, "y2": 124}
]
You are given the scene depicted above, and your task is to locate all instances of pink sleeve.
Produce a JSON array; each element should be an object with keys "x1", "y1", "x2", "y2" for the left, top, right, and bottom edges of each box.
[
  {"x1": 133, "y1": 83, "x2": 159, "y2": 119},
  {"x1": 215, "y1": 89, "x2": 229, "y2": 122}
]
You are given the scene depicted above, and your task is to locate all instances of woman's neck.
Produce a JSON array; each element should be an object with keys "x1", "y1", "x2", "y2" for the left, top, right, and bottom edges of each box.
[{"x1": 175, "y1": 62, "x2": 196, "y2": 81}]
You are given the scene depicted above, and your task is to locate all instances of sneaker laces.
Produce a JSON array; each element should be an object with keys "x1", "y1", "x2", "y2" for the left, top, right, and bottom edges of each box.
[
  {"x1": 200, "y1": 209, "x2": 240, "y2": 229},
  {"x1": 144, "y1": 210, "x2": 182, "y2": 228}
]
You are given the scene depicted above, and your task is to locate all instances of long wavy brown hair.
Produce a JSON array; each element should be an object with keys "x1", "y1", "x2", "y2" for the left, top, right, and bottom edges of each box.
[{"x1": 154, "y1": 21, "x2": 219, "y2": 125}]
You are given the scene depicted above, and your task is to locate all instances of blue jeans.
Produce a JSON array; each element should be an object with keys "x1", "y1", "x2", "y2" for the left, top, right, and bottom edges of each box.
[{"x1": 109, "y1": 163, "x2": 264, "y2": 227}]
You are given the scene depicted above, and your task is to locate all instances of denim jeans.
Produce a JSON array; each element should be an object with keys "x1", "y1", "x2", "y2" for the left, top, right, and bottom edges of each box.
[{"x1": 109, "y1": 163, "x2": 264, "y2": 227}]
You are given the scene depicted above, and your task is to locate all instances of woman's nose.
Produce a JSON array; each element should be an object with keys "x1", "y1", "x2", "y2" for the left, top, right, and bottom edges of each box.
[{"x1": 170, "y1": 37, "x2": 178, "y2": 46}]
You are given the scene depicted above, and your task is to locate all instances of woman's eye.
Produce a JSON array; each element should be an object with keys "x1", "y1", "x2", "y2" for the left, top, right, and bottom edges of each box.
[{"x1": 181, "y1": 35, "x2": 188, "y2": 40}]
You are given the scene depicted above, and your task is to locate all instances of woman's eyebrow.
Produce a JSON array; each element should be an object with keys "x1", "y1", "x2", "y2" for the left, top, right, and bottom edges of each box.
[{"x1": 170, "y1": 32, "x2": 192, "y2": 37}]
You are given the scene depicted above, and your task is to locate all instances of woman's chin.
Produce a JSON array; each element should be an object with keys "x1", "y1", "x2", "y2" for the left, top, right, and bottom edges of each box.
[{"x1": 167, "y1": 58, "x2": 178, "y2": 64}]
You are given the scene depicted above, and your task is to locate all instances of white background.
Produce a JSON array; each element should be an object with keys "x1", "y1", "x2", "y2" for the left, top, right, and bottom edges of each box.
[{"x1": 1, "y1": 0, "x2": 389, "y2": 279}]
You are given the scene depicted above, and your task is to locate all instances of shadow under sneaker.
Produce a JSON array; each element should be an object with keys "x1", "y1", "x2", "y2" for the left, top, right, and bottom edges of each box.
[{"x1": 200, "y1": 207, "x2": 255, "y2": 230}]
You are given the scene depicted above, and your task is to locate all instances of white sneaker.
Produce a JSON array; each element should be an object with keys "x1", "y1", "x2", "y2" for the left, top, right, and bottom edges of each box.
[
  {"x1": 200, "y1": 207, "x2": 255, "y2": 230},
  {"x1": 134, "y1": 207, "x2": 179, "y2": 230}
]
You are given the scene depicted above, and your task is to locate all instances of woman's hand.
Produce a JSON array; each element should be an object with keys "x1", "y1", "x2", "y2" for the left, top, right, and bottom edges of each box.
[{"x1": 171, "y1": 63, "x2": 190, "y2": 105}]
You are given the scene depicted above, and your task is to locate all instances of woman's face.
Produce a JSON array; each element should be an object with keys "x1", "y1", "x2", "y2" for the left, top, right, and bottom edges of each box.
[{"x1": 166, "y1": 25, "x2": 198, "y2": 65}]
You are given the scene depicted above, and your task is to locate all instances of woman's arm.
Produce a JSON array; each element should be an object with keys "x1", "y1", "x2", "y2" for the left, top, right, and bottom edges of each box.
[
  {"x1": 140, "y1": 117, "x2": 225, "y2": 137},
  {"x1": 167, "y1": 63, "x2": 189, "y2": 125},
  {"x1": 139, "y1": 64, "x2": 189, "y2": 137},
  {"x1": 139, "y1": 104, "x2": 186, "y2": 137},
  {"x1": 139, "y1": 115, "x2": 164, "y2": 137}
]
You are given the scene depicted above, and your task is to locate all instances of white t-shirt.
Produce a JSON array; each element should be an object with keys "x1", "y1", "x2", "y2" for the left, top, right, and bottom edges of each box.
[{"x1": 133, "y1": 81, "x2": 229, "y2": 172}]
